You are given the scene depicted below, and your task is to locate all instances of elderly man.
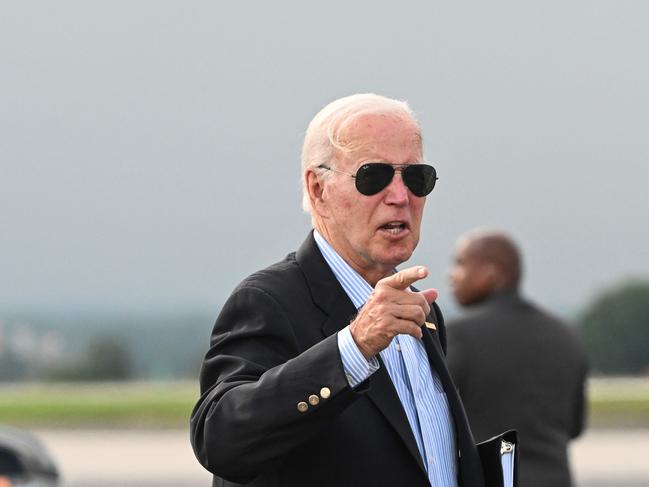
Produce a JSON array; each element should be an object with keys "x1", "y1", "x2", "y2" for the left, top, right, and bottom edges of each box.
[
  {"x1": 190, "y1": 94, "x2": 485, "y2": 487},
  {"x1": 447, "y1": 229, "x2": 588, "y2": 487}
]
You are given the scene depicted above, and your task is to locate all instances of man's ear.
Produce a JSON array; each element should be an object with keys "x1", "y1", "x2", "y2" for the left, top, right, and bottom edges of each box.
[
  {"x1": 305, "y1": 170, "x2": 330, "y2": 218},
  {"x1": 485, "y1": 263, "x2": 506, "y2": 289}
]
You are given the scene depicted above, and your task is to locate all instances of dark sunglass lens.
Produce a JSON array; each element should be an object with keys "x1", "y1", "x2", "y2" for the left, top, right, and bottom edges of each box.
[
  {"x1": 355, "y1": 164, "x2": 395, "y2": 195},
  {"x1": 403, "y1": 165, "x2": 437, "y2": 196}
]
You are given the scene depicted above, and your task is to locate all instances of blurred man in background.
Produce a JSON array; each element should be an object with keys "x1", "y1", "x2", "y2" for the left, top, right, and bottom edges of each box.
[{"x1": 447, "y1": 229, "x2": 588, "y2": 487}]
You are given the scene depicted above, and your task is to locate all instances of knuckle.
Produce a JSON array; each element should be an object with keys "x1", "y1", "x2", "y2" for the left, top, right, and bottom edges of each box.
[
  {"x1": 417, "y1": 295, "x2": 431, "y2": 314},
  {"x1": 417, "y1": 309, "x2": 426, "y2": 323},
  {"x1": 373, "y1": 288, "x2": 387, "y2": 301}
]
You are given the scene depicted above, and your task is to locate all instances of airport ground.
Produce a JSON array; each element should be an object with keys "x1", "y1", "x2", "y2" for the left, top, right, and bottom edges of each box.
[
  {"x1": 35, "y1": 427, "x2": 649, "y2": 487},
  {"x1": 3, "y1": 378, "x2": 646, "y2": 486}
]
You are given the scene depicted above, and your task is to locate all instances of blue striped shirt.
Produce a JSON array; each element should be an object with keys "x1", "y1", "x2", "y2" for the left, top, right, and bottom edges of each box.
[{"x1": 314, "y1": 230, "x2": 458, "y2": 487}]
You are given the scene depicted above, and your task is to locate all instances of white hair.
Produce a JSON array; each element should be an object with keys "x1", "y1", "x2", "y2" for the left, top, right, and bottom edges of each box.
[{"x1": 301, "y1": 93, "x2": 421, "y2": 213}]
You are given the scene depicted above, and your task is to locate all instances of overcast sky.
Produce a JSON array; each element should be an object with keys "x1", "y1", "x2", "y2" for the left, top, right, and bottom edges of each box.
[{"x1": 1, "y1": 1, "x2": 648, "y2": 317}]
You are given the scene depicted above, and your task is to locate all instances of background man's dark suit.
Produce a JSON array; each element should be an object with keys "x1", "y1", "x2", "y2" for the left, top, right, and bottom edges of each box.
[
  {"x1": 447, "y1": 290, "x2": 588, "y2": 487},
  {"x1": 191, "y1": 234, "x2": 486, "y2": 487}
]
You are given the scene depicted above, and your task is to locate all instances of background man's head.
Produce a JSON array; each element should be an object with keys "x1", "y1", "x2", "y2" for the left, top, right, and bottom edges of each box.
[
  {"x1": 450, "y1": 229, "x2": 522, "y2": 307},
  {"x1": 302, "y1": 94, "x2": 431, "y2": 285}
]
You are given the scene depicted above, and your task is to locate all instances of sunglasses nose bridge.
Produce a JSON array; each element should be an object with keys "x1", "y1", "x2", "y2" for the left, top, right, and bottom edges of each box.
[{"x1": 382, "y1": 168, "x2": 410, "y2": 203}]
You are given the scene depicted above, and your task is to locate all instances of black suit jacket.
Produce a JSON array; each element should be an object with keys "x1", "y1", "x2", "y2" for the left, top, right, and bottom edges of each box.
[
  {"x1": 447, "y1": 290, "x2": 588, "y2": 487},
  {"x1": 190, "y1": 233, "x2": 486, "y2": 487}
]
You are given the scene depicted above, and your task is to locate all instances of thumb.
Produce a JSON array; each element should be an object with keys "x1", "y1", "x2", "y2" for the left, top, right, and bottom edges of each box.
[{"x1": 419, "y1": 288, "x2": 438, "y2": 304}]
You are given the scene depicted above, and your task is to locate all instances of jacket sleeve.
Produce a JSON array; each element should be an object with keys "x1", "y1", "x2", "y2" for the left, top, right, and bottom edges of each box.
[{"x1": 189, "y1": 284, "x2": 363, "y2": 483}]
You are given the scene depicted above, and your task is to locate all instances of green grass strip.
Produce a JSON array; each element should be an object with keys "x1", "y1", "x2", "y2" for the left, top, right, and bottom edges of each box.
[{"x1": 1, "y1": 379, "x2": 648, "y2": 429}]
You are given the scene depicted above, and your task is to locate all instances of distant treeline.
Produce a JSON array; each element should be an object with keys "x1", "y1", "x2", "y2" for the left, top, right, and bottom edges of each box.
[
  {"x1": 578, "y1": 279, "x2": 649, "y2": 375},
  {"x1": 0, "y1": 309, "x2": 215, "y2": 381}
]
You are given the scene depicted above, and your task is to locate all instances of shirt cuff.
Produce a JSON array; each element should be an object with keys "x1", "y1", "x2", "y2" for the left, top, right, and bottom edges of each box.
[{"x1": 337, "y1": 326, "x2": 380, "y2": 388}]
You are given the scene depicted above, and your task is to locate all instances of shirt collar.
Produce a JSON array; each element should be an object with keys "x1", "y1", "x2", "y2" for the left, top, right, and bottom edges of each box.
[{"x1": 313, "y1": 230, "x2": 374, "y2": 310}]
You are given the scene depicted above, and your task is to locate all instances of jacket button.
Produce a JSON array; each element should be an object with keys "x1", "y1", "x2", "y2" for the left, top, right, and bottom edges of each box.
[
  {"x1": 297, "y1": 402, "x2": 309, "y2": 413},
  {"x1": 320, "y1": 387, "x2": 331, "y2": 399},
  {"x1": 308, "y1": 394, "x2": 320, "y2": 406}
]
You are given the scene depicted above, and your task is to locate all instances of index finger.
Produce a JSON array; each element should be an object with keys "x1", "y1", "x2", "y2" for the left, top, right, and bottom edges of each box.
[{"x1": 377, "y1": 266, "x2": 428, "y2": 291}]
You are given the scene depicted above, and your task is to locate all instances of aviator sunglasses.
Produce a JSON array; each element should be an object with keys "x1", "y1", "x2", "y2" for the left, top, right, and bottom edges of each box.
[{"x1": 318, "y1": 163, "x2": 438, "y2": 197}]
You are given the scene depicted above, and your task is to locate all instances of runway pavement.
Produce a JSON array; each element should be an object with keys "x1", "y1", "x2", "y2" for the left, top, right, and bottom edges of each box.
[{"x1": 34, "y1": 428, "x2": 649, "y2": 487}]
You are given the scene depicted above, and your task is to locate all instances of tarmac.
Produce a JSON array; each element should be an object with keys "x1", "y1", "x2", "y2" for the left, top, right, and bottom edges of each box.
[{"x1": 35, "y1": 428, "x2": 649, "y2": 487}]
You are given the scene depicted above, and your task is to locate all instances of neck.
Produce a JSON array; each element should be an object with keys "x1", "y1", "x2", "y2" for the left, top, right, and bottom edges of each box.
[
  {"x1": 485, "y1": 286, "x2": 520, "y2": 303},
  {"x1": 312, "y1": 225, "x2": 392, "y2": 287}
]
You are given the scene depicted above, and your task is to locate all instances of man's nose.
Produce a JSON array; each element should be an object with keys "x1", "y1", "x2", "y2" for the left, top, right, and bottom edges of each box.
[
  {"x1": 383, "y1": 172, "x2": 409, "y2": 205},
  {"x1": 449, "y1": 268, "x2": 458, "y2": 285}
]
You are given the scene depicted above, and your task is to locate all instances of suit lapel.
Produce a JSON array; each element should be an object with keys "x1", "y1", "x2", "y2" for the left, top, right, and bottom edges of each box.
[
  {"x1": 296, "y1": 232, "x2": 427, "y2": 475},
  {"x1": 296, "y1": 232, "x2": 359, "y2": 336}
]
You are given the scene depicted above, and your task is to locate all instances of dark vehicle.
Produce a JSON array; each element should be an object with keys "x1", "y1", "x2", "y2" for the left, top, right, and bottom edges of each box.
[{"x1": 0, "y1": 427, "x2": 59, "y2": 487}]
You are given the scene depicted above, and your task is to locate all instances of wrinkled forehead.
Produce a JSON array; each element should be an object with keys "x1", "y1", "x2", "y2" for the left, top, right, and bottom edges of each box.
[{"x1": 335, "y1": 112, "x2": 423, "y2": 162}]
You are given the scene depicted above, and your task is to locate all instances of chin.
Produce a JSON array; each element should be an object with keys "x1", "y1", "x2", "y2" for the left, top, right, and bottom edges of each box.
[{"x1": 381, "y1": 247, "x2": 415, "y2": 268}]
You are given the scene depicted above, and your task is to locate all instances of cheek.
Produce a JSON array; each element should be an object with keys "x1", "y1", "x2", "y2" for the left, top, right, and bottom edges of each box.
[
  {"x1": 410, "y1": 202, "x2": 425, "y2": 228},
  {"x1": 327, "y1": 186, "x2": 354, "y2": 213},
  {"x1": 475, "y1": 276, "x2": 492, "y2": 295}
]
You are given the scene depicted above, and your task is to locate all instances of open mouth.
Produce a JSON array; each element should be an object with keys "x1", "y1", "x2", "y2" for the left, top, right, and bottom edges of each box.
[{"x1": 380, "y1": 221, "x2": 409, "y2": 235}]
